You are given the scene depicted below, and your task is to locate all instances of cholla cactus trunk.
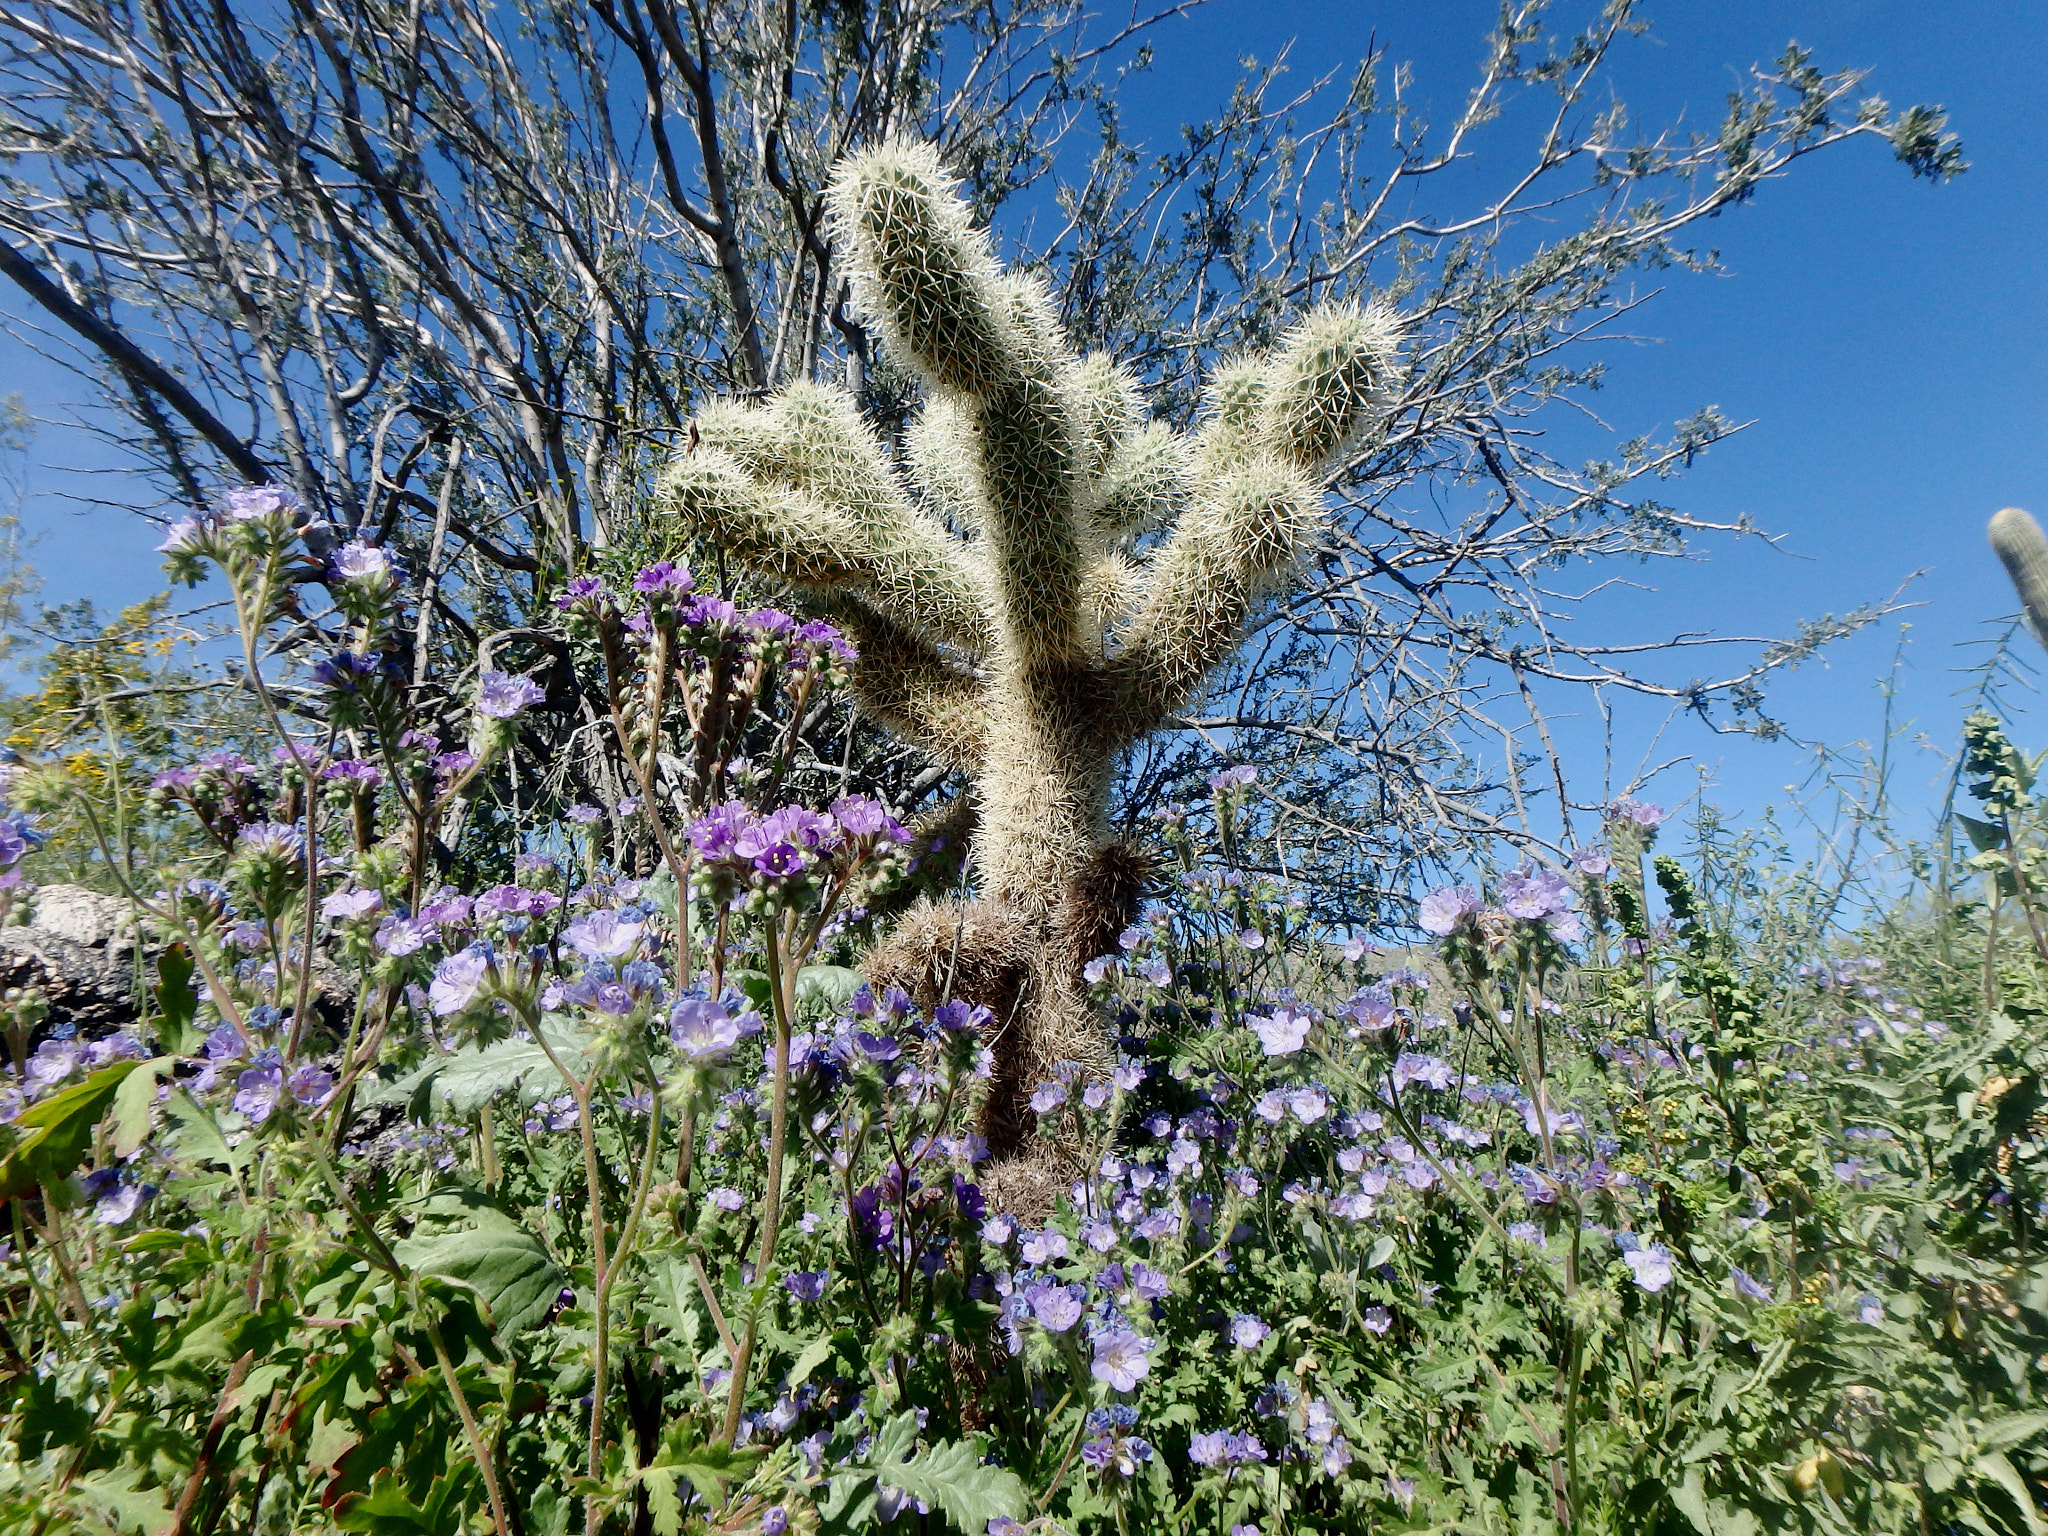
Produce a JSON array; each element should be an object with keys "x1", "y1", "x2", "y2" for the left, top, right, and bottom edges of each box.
[
  {"x1": 659, "y1": 141, "x2": 1400, "y2": 1192},
  {"x1": 978, "y1": 670, "x2": 1113, "y2": 907},
  {"x1": 1990, "y1": 507, "x2": 2048, "y2": 650}
]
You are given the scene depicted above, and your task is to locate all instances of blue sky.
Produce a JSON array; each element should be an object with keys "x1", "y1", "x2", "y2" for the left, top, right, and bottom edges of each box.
[
  {"x1": 1103, "y1": 0, "x2": 2048, "y2": 838},
  {"x1": 3, "y1": 0, "x2": 2043, "y2": 842}
]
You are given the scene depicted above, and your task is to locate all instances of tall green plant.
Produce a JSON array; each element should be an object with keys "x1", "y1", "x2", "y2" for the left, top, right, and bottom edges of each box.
[{"x1": 659, "y1": 142, "x2": 1399, "y2": 1179}]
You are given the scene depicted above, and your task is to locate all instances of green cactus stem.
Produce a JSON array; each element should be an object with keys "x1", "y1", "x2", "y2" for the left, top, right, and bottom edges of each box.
[
  {"x1": 659, "y1": 140, "x2": 1400, "y2": 1193},
  {"x1": 1989, "y1": 507, "x2": 2048, "y2": 651}
]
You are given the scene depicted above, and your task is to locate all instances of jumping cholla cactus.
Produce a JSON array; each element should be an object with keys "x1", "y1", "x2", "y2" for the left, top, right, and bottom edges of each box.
[
  {"x1": 1989, "y1": 506, "x2": 2048, "y2": 651},
  {"x1": 659, "y1": 141, "x2": 1400, "y2": 1189}
]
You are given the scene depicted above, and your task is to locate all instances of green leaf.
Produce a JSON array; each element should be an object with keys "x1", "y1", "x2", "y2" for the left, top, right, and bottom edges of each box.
[
  {"x1": 1977, "y1": 1410, "x2": 2048, "y2": 1454},
  {"x1": 111, "y1": 1057, "x2": 171, "y2": 1158},
  {"x1": 641, "y1": 1467, "x2": 684, "y2": 1536},
  {"x1": 731, "y1": 970, "x2": 773, "y2": 1012},
  {"x1": 642, "y1": 1425, "x2": 762, "y2": 1506},
  {"x1": 72, "y1": 1465, "x2": 174, "y2": 1536},
  {"x1": 153, "y1": 943, "x2": 200, "y2": 1056},
  {"x1": 882, "y1": 1438, "x2": 1028, "y2": 1534},
  {"x1": 333, "y1": 1471, "x2": 465, "y2": 1534},
  {"x1": 644, "y1": 1257, "x2": 708, "y2": 1354},
  {"x1": 0, "y1": 1060, "x2": 139, "y2": 1199},
  {"x1": 821, "y1": 1469, "x2": 879, "y2": 1533},
  {"x1": 11, "y1": 1372, "x2": 92, "y2": 1456},
  {"x1": 360, "y1": 1017, "x2": 599, "y2": 1115},
  {"x1": 1973, "y1": 1451, "x2": 2046, "y2": 1536},
  {"x1": 795, "y1": 965, "x2": 862, "y2": 1018},
  {"x1": 1959, "y1": 813, "x2": 2010, "y2": 855},
  {"x1": 394, "y1": 1191, "x2": 567, "y2": 1335},
  {"x1": 784, "y1": 1330, "x2": 839, "y2": 1391},
  {"x1": 164, "y1": 1088, "x2": 244, "y2": 1171},
  {"x1": 1671, "y1": 1468, "x2": 1713, "y2": 1535},
  {"x1": 163, "y1": 1283, "x2": 247, "y2": 1377},
  {"x1": 1682, "y1": 1427, "x2": 1731, "y2": 1464}
]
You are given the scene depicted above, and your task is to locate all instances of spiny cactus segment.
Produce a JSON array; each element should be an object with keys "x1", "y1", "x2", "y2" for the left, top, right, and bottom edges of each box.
[
  {"x1": 658, "y1": 140, "x2": 1401, "y2": 1190},
  {"x1": 1989, "y1": 506, "x2": 2048, "y2": 651}
]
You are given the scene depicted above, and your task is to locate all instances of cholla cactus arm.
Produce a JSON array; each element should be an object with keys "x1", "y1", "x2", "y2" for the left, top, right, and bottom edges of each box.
[
  {"x1": 904, "y1": 398, "x2": 983, "y2": 532},
  {"x1": 1085, "y1": 422, "x2": 1191, "y2": 545},
  {"x1": 1079, "y1": 553, "x2": 1145, "y2": 638},
  {"x1": 1191, "y1": 355, "x2": 1273, "y2": 478},
  {"x1": 1990, "y1": 507, "x2": 2048, "y2": 651},
  {"x1": 827, "y1": 603, "x2": 990, "y2": 774},
  {"x1": 1103, "y1": 456, "x2": 1324, "y2": 739},
  {"x1": 824, "y1": 143, "x2": 1017, "y2": 401},
  {"x1": 829, "y1": 143, "x2": 1090, "y2": 666},
  {"x1": 1103, "y1": 307, "x2": 1400, "y2": 739},
  {"x1": 1067, "y1": 353, "x2": 1141, "y2": 480},
  {"x1": 662, "y1": 388, "x2": 992, "y2": 654},
  {"x1": 657, "y1": 450, "x2": 871, "y2": 587},
  {"x1": 1254, "y1": 305, "x2": 1404, "y2": 474}
]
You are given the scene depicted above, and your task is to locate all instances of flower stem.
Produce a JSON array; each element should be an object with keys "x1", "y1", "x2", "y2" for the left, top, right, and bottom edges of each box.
[{"x1": 722, "y1": 910, "x2": 795, "y2": 1442}]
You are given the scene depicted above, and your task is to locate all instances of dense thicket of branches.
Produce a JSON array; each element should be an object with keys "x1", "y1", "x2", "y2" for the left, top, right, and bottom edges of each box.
[{"x1": 0, "y1": 0, "x2": 1962, "y2": 922}]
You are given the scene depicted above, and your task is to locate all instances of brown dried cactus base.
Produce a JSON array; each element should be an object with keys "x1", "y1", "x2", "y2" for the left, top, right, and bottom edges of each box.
[{"x1": 861, "y1": 843, "x2": 1152, "y2": 1220}]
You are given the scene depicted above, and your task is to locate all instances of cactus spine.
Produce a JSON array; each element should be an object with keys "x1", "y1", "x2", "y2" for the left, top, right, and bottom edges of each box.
[
  {"x1": 1990, "y1": 507, "x2": 2048, "y2": 651},
  {"x1": 659, "y1": 141, "x2": 1400, "y2": 1188}
]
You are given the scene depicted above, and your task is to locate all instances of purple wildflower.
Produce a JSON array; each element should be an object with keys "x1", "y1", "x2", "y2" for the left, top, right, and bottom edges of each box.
[
  {"x1": 92, "y1": 1177, "x2": 149, "y2": 1225},
  {"x1": 1730, "y1": 1267, "x2": 1773, "y2": 1302},
  {"x1": 783, "y1": 1270, "x2": 828, "y2": 1302},
  {"x1": 1287, "y1": 1087, "x2": 1329, "y2": 1124},
  {"x1": 1027, "y1": 1283, "x2": 1085, "y2": 1332},
  {"x1": 288, "y1": 1063, "x2": 335, "y2": 1107},
  {"x1": 233, "y1": 1062, "x2": 283, "y2": 1123},
  {"x1": 1499, "y1": 867, "x2": 1572, "y2": 920},
  {"x1": 330, "y1": 542, "x2": 394, "y2": 582},
  {"x1": 156, "y1": 516, "x2": 204, "y2": 553},
  {"x1": 564, "y1": 910, "x2": 645, "y2": 961},
  {"x1": 1250, "y1": 1006, "x2": 1312, "y2": 1057},
  {"x1": 321, "y1": 887, "x2": 383, "y2": 920},
  {"x1": 1392, "y1": 1052, "x2": 1453, "y2": 1092},
  {"x1": 632, "y1": 560, "x2": 693, "y2": 593},
  {"x1": 1621, "y1": 1240, "x2": 1674, "y2": 1293},
  {"x1": 689, "y1": 801, "x2": 754, "y2": 860},
  {"x1": 429, "y1": 946, "x2": 493, "y2": 1016},
  {"x1": 1417, "y1": 884, "x2": 1481, "y2": 936},
  {"x1": 1091, "y1": 1329, "x2": 1155, "y2": 1391},
  {"x1": 476, "y1": 670, "x2": 546, "y2": 719},
  {"x1": 219, "y1": 484, "x2": 302, "y2": 520}
]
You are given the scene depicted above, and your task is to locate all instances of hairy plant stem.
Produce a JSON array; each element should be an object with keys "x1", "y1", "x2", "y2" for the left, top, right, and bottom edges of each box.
[
  {"x1": 479, "y1": 1101, "x2": 503, "y2": 1191},
  {"x1": 306, "y1": 1135, "x2": 513, "y2": 1536},
  {"x1": 166, "y1": 1350, "x2": 254, "y2": 1536},
  {"x1": 1997, "y1": 809, "x2": 2048, "y2": 964},
  {"x1": 722, "y1": 910, "x2": 796, "y2": 1442},
  {"x1": 588, "y1": 1085, "x2": 667, "y2": 1536}
]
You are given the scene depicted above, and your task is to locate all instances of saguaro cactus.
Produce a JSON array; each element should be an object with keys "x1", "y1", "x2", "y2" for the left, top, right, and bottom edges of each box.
[
  {"x1": 1990, "y1": 507, "x2": 2048, "y2": 651},
  {"x1": 659, "y1": 141, "x2": 1399, "y2": 1189}
]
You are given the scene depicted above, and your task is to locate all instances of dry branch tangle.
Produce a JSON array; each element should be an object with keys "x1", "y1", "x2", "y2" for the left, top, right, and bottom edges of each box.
[{"x1": 659, "y1": 142, "x2": 1400, "y2": 1178}]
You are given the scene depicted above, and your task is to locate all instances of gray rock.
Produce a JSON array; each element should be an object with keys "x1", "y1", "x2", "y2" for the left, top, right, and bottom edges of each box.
[{"x1": 0, "y1": 884, "x2": 146, "y2": 1028}]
